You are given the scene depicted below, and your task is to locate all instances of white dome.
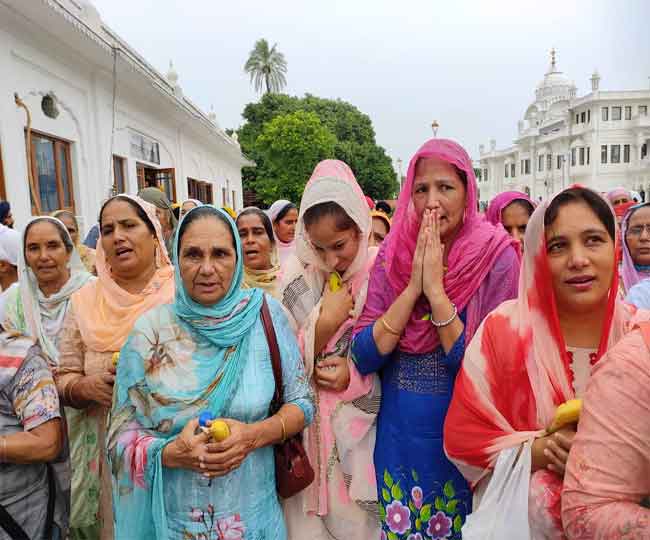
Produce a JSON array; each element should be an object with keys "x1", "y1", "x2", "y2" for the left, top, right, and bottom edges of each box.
[
  {"x1": 534, "y1": 49, "x2": 576, "y2": 105},
  {"x1": 166, "y1": 61, "x2": 179, "y2": 86}
]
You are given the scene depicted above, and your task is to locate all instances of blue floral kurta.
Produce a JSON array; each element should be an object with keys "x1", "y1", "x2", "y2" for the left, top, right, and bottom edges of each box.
[
  {"x1": 107, "y1": 298, "x2": 314, "y2": 540},
  {"x1": 352, "y1": 323, "x2": 471, "y2": 540}
]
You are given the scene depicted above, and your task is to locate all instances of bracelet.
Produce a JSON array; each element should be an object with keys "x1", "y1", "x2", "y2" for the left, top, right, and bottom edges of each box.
[
  {"x1": 276, "y1": 413, "x2": 287, "y2": 444},
  {"x1": 64, "y1": 378, "x2": 84, "y2": 408},
  {"x1": 431, "y1": 303, "x2": 458, "y2": 328},
  {"x1": 380, "y1": 317, "x2": 400, "y2": 336}
]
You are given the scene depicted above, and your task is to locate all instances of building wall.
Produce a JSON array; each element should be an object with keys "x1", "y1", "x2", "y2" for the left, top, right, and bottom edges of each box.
[{"x1": 0, "y1": 1, "x2": 247, "y2": 236}]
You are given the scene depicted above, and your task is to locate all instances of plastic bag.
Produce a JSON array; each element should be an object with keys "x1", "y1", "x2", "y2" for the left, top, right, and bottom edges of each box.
[{"x1": 462, "y1": 440, "x2": 532, "y2": 540}]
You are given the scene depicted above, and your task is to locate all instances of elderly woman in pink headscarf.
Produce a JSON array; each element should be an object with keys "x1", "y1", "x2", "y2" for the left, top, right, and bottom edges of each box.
[
  {"x1": 351, "y1": 138, "x2": 520, "y2": 538},
  {"x1": 607, "y1": 186, "x2": 632, "y2": 207},
  {"x1": 280, "y1": 159, "x2": 380, "y2": 540},
  {"x1": 622, "y1": 202, "x2": 650, "y2": 304},
  {"x1": 486, "y1": 191, "x2": 535, "y2": 246}
]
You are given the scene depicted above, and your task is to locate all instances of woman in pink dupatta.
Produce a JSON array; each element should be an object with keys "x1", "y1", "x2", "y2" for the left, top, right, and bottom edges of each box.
[
  {"x1": 444, "y1": 186, "x2": 648, "y2": 540},
  {"x1": 280, "y1": 159, "x2": 381, "y2": 540},
  {"x1": 351, "y1": 138, "x2": 520, "y2": 539},
  {"x1": 486, "y1": 191, "x2": 535, "y2": 247}
]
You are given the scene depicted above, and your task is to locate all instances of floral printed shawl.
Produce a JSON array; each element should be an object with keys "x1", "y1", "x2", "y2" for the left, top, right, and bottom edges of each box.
[
  {"x1": 108, "y1": 205, "x2": 266, "y2": 538},
  {"x1": 280, "y1": 160, "x2": 380, "y2": 523}
]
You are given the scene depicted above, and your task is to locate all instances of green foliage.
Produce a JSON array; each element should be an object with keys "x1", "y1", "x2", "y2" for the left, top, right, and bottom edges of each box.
[
  {"x1": 250, "y1": 111, "x2": 336, "y2": 203},
  {"x1": 243, "y1": 39, "x2": 287, "y2": 94},
  {"x1": 238, "y1": 93, "x2": 397, "y2": 204}
]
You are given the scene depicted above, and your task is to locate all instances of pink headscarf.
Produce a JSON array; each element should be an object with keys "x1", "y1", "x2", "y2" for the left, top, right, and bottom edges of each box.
[
  {"x1": 607, "y1": 187, "x2": 632, "y2": 205},
  {"x1": 485, "y1": 191, "x2": 535, "y2": 226},
  {"x1": 382, "y1": 138, "x2": 518, "y2": 353},
  {"x1": 621, "y1": 202, "x2": 650, "y2": 293}
]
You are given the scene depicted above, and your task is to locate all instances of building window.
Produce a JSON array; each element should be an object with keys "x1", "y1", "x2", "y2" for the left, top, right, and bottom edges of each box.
[
  {"x1": 601, "y1": 145, "x2": 608, "y2": 164},
  {"x1": 579, "y1": 147, "x2": 585, "y2": 166},
  {"x1": 580, "y1": 111, "x2": 586, "y2": 123},
  {"x1": 612, "y1": 106, "x2": 622, "y2": 121},
  {"x1": 232, "y1": 190, "x2": 237, "y2": 211},
  {"x1": 587, "y1": 109, "x2": 591, "y2": 123},
  {"x1": 602, "y1": 107, "x2": 609, "y2": 121},
  {"x1": 525, "y1": 159, "x2": 530, "y2": 175},
  {"x1": 130, "y1": 131, "x2": 160, "y2": 164},
  {"x1": 113, "y1": 155, "x2": 126, "y2": 193},
  {"x1": 587, "y1": 147, "x2": 590, "y2": 165},
  {"x1": 557, "y1": 155, "x2": 562, "y2": 169},
  {"x1": 575, "y1": 114, "x2": 580, "y2": 124},
  {"x1": 611, "y1": 144, "x2": 621, "y2": 164},
  {"x1": 625, "y1": 106, "x2": 632, "y2": 120},
  {"x1": 504, "y1": 164, "x2": 509, "y2": 178},
  {"x1": 187, "y1": 178, "x2": 214, "y2": 203},
  {"x1": 642, "y1": 143, "x2": 648, "y2": 159},
  {"x1": 510, "y1": 163, "x2": 515, "y2": 178},
  {"x1": 546, "y1": 154, "x2": 552, "y2": 171},
  {"x1": 571, "y1": 148, "x2": 576, "y2": 167},
  {"x1": 222, "y1": 187, "x2": 227, "y2": 206},
  {"x1": 28, "y1": 132, "x2": 74, "y2": 213},
  {"x1": 624, "y1": 144, "x2": 630, "y2": 163},
  {"x1": 640, "y1": 105, "x2": 648, "y2": 117},
  {"x1": 538, "y1": 155, "x2": 544, "y2": 172},
  {"x1": 520, "y1": 161, "x2": 524, "y2": 175}
]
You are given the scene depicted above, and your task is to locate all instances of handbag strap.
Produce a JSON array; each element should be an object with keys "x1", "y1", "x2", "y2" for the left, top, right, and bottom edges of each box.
[
  {"x1": 260, "y1": 297, "x2": 283, "y2": 414},
  {"x1": 0, "y1": 502, "x2": 30, "y2": 540}
]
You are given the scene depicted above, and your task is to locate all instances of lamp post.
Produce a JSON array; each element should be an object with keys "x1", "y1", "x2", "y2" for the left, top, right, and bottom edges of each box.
[
  {"x1": 396, "y1": 158, "x2": 403, "y2": 190},
  {"x1": 431, "y1": 120, "x2": 439, "y2": 138}
]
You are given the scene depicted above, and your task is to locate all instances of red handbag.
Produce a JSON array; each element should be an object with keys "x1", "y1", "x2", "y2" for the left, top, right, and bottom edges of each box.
[{"x1": 260, "y1": 297, "x2": 315, "y2": 498}]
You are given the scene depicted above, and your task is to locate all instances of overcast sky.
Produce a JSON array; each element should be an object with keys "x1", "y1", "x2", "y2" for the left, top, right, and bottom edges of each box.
[{"x1": 93, "y1": 0, "x2": 650, "y2": 172}]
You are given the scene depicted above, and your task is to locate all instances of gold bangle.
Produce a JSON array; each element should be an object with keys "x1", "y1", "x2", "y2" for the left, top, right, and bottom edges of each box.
[
  {"x1": 276, "y1": 413, "x2": 287, "y2": 443},
  {"x1": 65, "y1": 378, "x2": 83, "y2": 408},
  {"x1": 380, "y1": 317, "x2": 400, "y2": 336}
]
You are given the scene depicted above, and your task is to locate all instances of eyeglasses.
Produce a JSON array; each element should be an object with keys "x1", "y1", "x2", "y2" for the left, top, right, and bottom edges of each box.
[{"x1": 626, "y1": 224, "x2": 650, "y2": 237}]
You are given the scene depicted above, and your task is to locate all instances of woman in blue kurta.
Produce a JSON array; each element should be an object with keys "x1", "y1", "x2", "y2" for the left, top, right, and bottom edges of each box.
[
  {"x1": 351, "y1": 139, "x2": 520, "y2": 540},
  {"x1": 107, "y1": 205, "x2": 314, "y2": 540}
]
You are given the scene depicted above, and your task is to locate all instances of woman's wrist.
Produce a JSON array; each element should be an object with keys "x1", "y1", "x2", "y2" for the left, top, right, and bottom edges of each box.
[
  {"x1": 403, "y1": 284, "x2": 421, "y2": 305},
  {"x1": 425, "y1": 288, "x2": 449, "y2": 309},
  {"x1": 64, "y1": 377, "x2": 88, "y2": 408},
  {"x1": 162, "y1": 438, "x2": 181, "y2": 469}
]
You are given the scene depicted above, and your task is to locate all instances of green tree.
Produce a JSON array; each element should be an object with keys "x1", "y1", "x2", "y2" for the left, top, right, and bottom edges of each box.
[
  {"x1": 251, "y1": 111, "x2": 337, "y2": 203},
  {"x1": 238, "y1": 93, "x2": 398, "y2": 201},
  {"x1": 244, "y1": 39, "x2": 288, "y2": 94}
]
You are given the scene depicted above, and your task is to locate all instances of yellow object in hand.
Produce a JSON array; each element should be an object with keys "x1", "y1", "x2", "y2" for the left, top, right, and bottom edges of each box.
[
  {"x1": 112, "y1": 352, "x2": 120, "y2": 367},
  {"x1": 329, "y1": 272, "x2": 342, "y2": 292},
  {"x1": 210, "y1": 420, "x2": 230, "y2": 442},
  {"x1": 547, "y1": 399, "x2": 582, "y2": 434}
]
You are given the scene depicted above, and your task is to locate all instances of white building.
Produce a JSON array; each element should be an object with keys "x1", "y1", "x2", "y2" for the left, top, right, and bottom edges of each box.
[
  {"x1": 478, "y1": 50, "x2": 650, "y2": 206},
  {"x1": 0, "y1": 0, "x2": 251, "y2": 235}
]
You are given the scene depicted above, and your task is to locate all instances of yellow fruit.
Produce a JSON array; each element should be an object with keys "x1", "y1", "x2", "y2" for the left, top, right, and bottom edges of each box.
[
  {"x1": 112, "y1": 352, "x2": 120, "y2": 367},
  {"x1": 210, "y1": 420, "x2": 230, "y2": 442},
  {"x1": 329, "y1": 272, "x2": 342, "y2": 292},
  {"x1": 547, "y1": 399, "x2": 582, "y2": 434}
]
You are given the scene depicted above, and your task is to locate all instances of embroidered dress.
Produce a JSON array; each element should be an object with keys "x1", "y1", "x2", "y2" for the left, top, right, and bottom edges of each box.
[{"x1": 352, "y1": 138, "x2": 520, "y2": 539}]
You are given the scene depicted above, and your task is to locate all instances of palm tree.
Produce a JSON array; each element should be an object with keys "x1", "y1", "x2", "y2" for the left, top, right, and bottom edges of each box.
[{"x1": 244, "y1": 39, "x2": 288, "y2": 94}]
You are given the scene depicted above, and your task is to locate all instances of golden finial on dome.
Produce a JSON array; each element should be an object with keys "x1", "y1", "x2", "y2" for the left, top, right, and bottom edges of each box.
[{"x1": 550, "y1": 48, "x2": 557, "y2": 70}]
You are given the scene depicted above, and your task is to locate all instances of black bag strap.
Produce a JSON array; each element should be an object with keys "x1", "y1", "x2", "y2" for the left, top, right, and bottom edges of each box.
[
  {"x1": 0, "y1": 463, "x2": 56, "y2": 540},
  {"x1": 0, "y1": 502, "x2": 29, "y2": 540},
  {"x1": 260, "y1": 297, "x2": 283, "y2": 414}
]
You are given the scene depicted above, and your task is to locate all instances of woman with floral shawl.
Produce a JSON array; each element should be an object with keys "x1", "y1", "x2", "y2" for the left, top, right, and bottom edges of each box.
[
  {"x1": 621, "y1": 202, "x2": 650, "y2": 305},
  {"x1": 444, "y1": 186, "x2": 649, "y2": 539},
  {"x1": 351, "y1": 138, "x2": 520, "y2": 540},
  {"x1": 280, "y1": 160, "x2": 381, "y2": 540},
  {"x1": 107, "y1": 205, "x2": 313, "y2": 539},
  {"x1": 56, "y1": 195, "x2": 174, "y2": 540}
]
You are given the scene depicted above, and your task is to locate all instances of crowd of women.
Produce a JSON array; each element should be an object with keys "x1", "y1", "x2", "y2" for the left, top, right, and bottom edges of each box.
[{"x1": 1, "y1": 137, "x2": 649, "y2": 540}]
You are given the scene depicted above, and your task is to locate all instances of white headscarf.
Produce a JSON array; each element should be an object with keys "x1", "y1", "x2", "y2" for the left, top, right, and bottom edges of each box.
[
  {"x1": 12, "y1": 216, "x2": 93, "y2": 363},
  {"x1": 181, "y1": 198, "x2": 203, "y2": 208},
  {"x1": 0, "y1": 225, "x2": 20, "y2": 266}
]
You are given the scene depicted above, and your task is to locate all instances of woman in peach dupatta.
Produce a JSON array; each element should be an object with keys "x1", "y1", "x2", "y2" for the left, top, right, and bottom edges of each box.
[
  {"x1": 280, "y1": 159, "x2": 380, "y2": 540},
  {"x1": 444, "y1": 186, "x2": 648, "y2": 540},
  {"x1": 562, "y1": 321, "x2": 650, "y2": 538},
  {"x1": 55, "y1": 195, "x2": 174, "y2": 540}
]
